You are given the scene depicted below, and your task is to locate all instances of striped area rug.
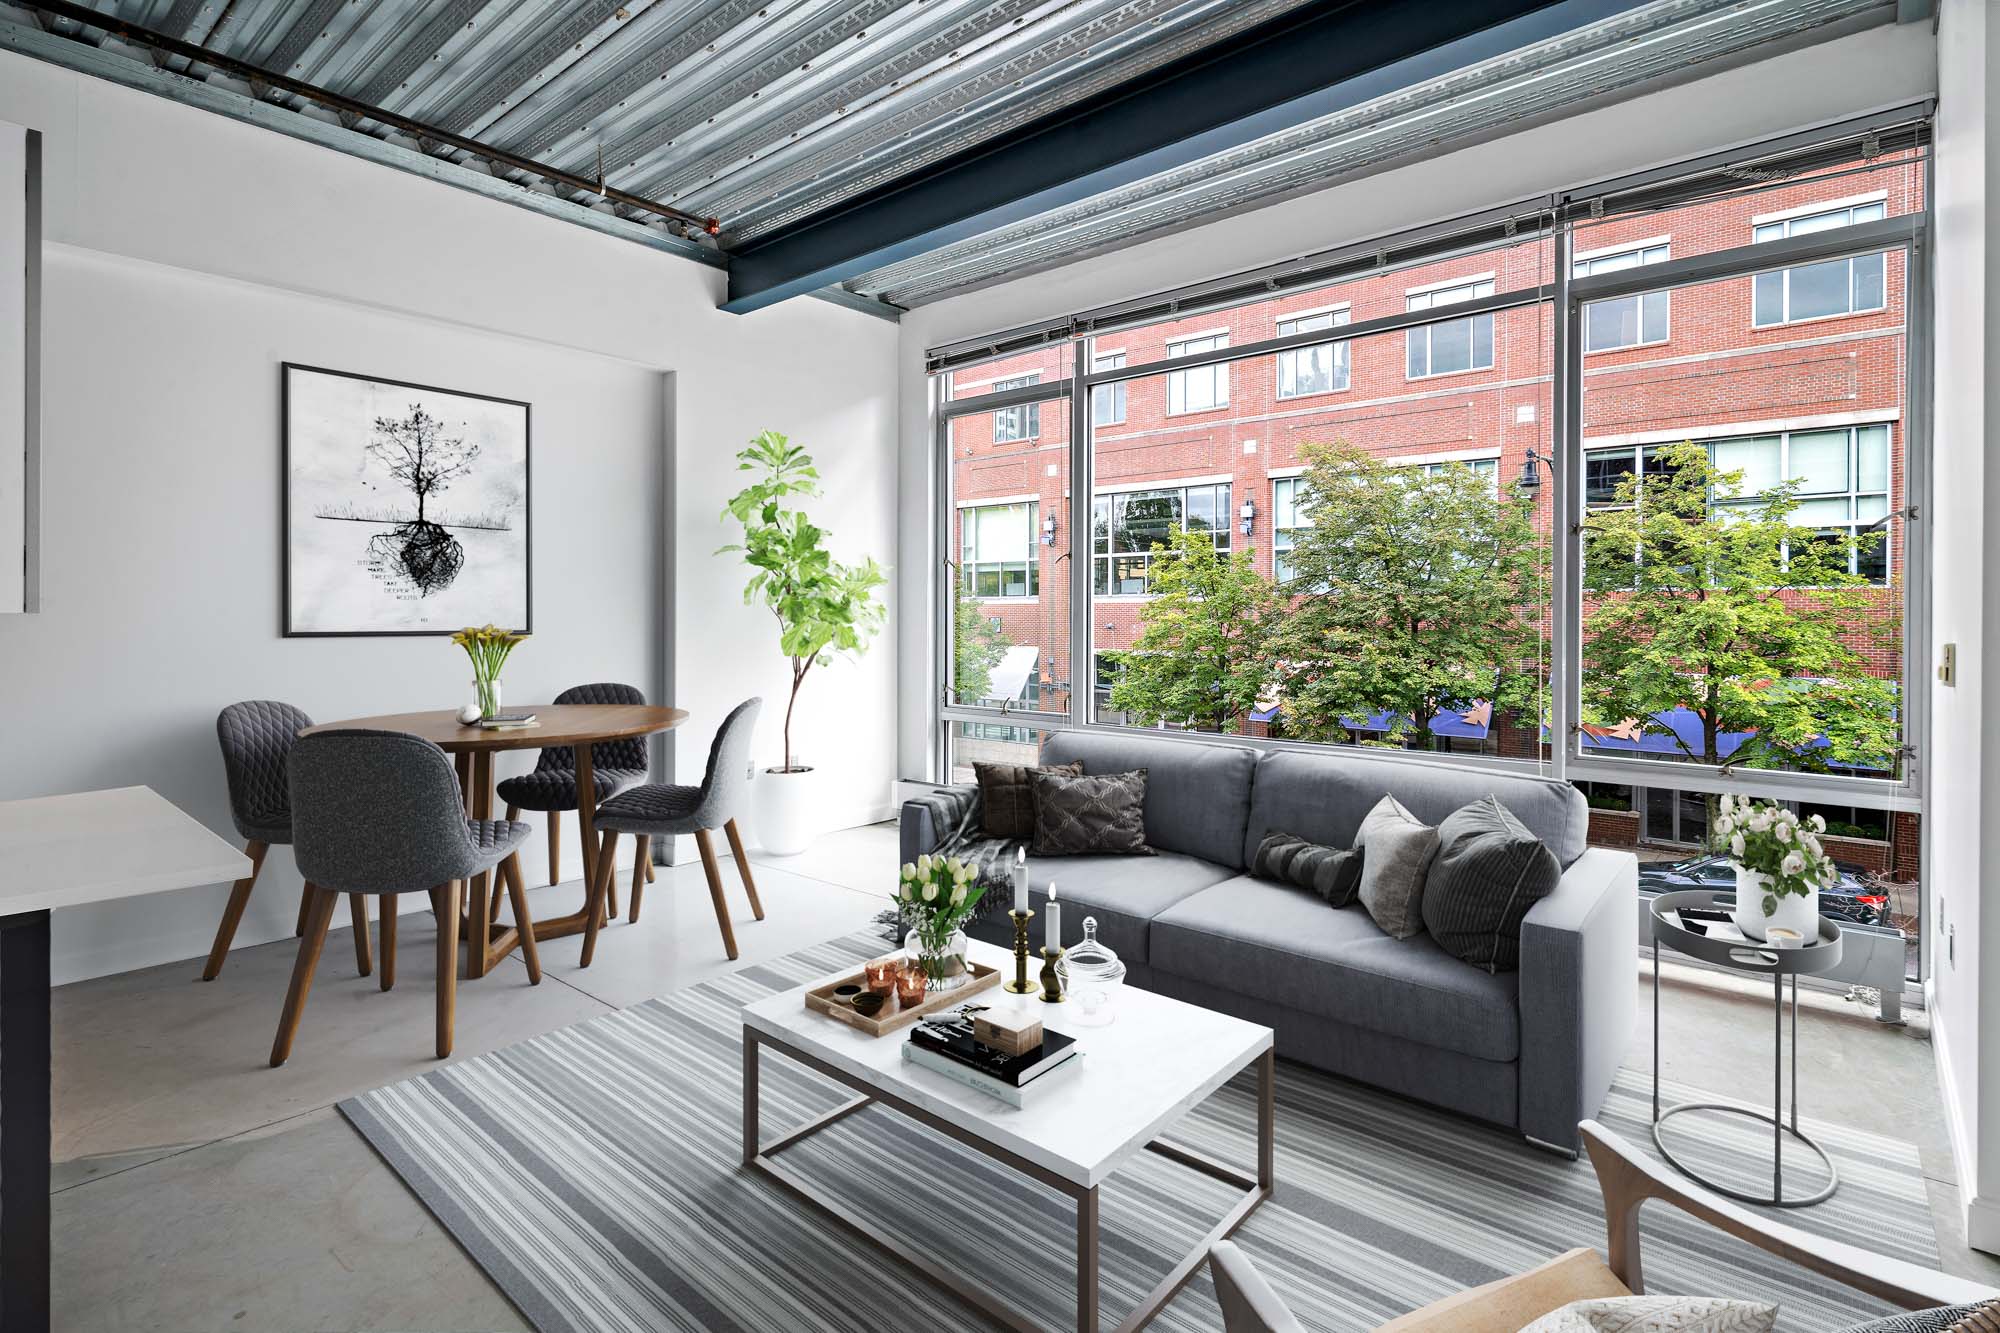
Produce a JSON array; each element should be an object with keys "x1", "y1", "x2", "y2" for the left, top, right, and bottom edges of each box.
[{"x1": 340, "y1": 932, "x2": 1937, "y2": 1333}]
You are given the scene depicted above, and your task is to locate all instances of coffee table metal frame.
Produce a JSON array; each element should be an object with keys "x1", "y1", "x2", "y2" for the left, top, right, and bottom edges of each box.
[
  {"x1": 741, "y1": 1027, "x2": 1275, "y2": 1333},
  {"x1": 1649, "y1": 888, "x2": 1845, "y2": 1209}
]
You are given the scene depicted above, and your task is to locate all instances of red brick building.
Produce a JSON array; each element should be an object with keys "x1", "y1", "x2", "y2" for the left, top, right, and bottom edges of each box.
[{"x1": 944, "y1": 157, "x2": 1920, "y2": 877}]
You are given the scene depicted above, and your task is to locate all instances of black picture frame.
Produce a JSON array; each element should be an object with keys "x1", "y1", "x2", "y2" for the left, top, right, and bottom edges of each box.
[{"x1": 281, "y1": 362, "x2": 532, "y2": 638}]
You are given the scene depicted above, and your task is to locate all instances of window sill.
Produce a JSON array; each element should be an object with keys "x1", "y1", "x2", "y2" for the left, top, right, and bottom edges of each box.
[
  {"x1": 1751, "y1": 305, "x2": 1890, "y2": 332},
  {"x1": 1405, "y1": 363, "x2": 1495, "y2": 382},
  {"x1": 1274, "y1": 386, "x2": 1352, "y2": 403},
  {"x1": 1164, "y1": 406, "x2": 1234, "y2": 419},
  {"x1": 975, "y1": 595, "x2": 1040, "y2": 605},
  {"x1": 1584, "y1": 337, "x2": 1671, "y2": 357}
]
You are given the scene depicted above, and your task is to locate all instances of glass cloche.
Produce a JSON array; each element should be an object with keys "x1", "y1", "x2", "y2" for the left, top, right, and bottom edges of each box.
[{"x1": 1056, "y1": 916, "x2": 1126, "y2": 1025}]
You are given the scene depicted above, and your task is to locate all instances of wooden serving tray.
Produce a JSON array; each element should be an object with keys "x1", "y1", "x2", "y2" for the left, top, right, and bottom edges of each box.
[{"x1": 803, "y1": 958, "x2": 1002, "y2": 1037}]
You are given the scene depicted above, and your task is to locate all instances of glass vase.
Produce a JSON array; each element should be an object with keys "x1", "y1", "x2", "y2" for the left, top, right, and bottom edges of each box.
[
  {"x1": 472, "y1": 676, "x2": 502, "y2": 720},
  {"x1": 904, "y1": 926, "x2": 971, "y2": 991}
]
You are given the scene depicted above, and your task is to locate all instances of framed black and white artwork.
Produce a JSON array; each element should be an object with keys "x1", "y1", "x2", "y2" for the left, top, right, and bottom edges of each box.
[{"x1": 283, "y1": 363, "x2": 531, "y2": 637}]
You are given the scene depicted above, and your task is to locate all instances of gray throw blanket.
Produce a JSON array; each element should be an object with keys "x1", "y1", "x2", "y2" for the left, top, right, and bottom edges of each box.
[{"x1": 881, "y1": 789, "x2": 1020, "y2": 942}]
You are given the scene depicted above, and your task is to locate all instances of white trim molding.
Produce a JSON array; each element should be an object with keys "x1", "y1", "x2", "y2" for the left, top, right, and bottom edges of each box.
[
  {"x1": 1093, "y1": 472, "x2": 1236, "y2": 495},
  {"x1": 1573, "y1": 233, "x2": 1673, "y2": 264},
  {"x1": 955, "y1": 492, "x2": 1041, "y2": 508},
  {"x1": 1583, "y1": 407, "x2": 1901, "y2": 449},
  {"x1": 1405, "y1": 269, "x2": 1497, "y2": 296},
  {"x1": 1751, "y1": 189, "x2": 1890, "y2": 226}
]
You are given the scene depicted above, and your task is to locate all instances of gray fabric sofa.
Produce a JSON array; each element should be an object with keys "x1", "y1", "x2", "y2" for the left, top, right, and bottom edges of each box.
[{"x1": 899, "y1": 730, "x2": 1637, "y2": 1153}]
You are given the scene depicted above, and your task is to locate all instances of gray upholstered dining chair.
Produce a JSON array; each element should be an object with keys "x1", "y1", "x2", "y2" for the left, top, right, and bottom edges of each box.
[
  {"x1": 580, "y1": 698, "x2": 764, "y2": 965},
  {"x1": 495, "y1": 681, "x2": 653, "y2": 916},
  {"x1": 272, "y1": 728, "x2": 540, "y2": 1066},
  {"x1": 205, "y1": 700, "x2": 377, "y2": 982}
]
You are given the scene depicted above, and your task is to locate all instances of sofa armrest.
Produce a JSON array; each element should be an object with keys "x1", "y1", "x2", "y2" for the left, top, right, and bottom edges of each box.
[
  {"x1": 899, "y1": 784, "x2": 979, "y2": 864},
  {"x1": 1517, "y1": 847, "x2": 1638, "y2": 1153}
]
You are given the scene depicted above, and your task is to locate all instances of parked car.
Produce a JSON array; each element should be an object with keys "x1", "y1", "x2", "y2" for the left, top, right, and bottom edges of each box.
[{"x1": 1637, "y1": 853, "x2": 1890, "y2": 927}]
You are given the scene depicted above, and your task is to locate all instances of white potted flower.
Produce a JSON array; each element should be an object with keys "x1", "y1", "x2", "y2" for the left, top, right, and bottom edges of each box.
[
  {"x1": 1712, "y1": 793, "x2": 1834, "y2": 942},
  {"x1": 897, "y1": 855, "x2": 988, "y2": 990}
]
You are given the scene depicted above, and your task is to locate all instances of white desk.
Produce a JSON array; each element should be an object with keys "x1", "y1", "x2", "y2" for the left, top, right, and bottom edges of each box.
[{"x1": 0, "y1": 787, "x2": 250, "y2": 1333}]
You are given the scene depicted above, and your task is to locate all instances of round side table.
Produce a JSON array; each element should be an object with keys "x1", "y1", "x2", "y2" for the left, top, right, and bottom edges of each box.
[{"x1": 1649, "y1": 888, "x2": 1845, "y2": 1208}]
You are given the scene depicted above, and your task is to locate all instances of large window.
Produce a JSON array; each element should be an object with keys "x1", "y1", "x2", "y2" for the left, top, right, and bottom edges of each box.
[
  {"x1": 1752, "y1": 199, "x2": 1887, "y2": 326},
  {"x1": 1275, "y1": 309, "x2": 1351, "y2": 398},
  {"x1": 1272, "y1": 476, "x2": 1306, "y2": 583},
  {"x1": 1092, "y1": 483, "x2": 1231, "y2": 596},
  {"x1": 1405, "y1": 278, "x2": 1495, "y2": 377},
  {"x1": 1166, "y1": 334, "x2": 1229, "y2": 413},
  {"x1": 1576, "y1": 242, "x2": 1670, "y2": 351},
  {"x1": 1092, "y1": 353, "x2": 1127, "y2": 425},
  {"x1": 960, "y1": 500, "x2": 1040, "y2": 598},
  {"x1": 990, "y1": 374, "x2": 1041, "y2": 442}
]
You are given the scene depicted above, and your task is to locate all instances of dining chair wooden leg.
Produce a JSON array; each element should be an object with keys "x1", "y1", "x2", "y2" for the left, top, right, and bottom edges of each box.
[
  {"x1": 644, "y1": 854, "x2": 655, "y2": 884},
  {"x1": 348, "y1": 893, "x2": 373, "y2": 977},
  {"x1": 270, "y1": 885, "x2": 337, "y2": 1067},
  {"x1": 200, "y1": 840, "x2": 269, "y2": 980},
  {"x1": 548, "y1": 809, "x2": 562, "y2": 886},
  {"x1": 378, "y1": 895, "x2": 397, "y2": 992},
  {"x1": 295, "y1": 883, "x2": 312, "y2": 937},
  {"x1": 695, "y1": 828, "x2": 740, "y2": 961},
  {"x1": 501, "y1": 853, "x2": 541, "y2": 985},
  {"x1": 628, "y1": 836, "x2": 649, "y2": 924},
  {"x1": 580, "y1": 830, "x2": 619, "y2": 968},
  {"x1": 492, "y1": 805, "x2": 521, "y2": 926},
  {"x1": 435, "y1": 880, "x2": 460, "y2": 1059},
  {"x1": 723, "y1": 819, "x2": 765, "y2": 922}
]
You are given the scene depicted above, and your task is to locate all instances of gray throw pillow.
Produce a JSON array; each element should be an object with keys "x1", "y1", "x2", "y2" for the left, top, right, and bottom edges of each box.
[
  {"x1": 1252, "y1": 832, "x2": 1363, "y2": 907},
  {"x1": 1356, "y1": 795, "x2": 1439, "y2": 940},
  {"x1": 1029, "y1": 769, "x2": 1153, "y2": 856},
  {"x1": 1833, "y1": 1304, "x2": 1997, "y2": 1333},
  {"x1": 1422, "y1": 796, "x2": 1561, "y2": 973},
  {"x1": 973, "y1": 760, "x2": 1083, "y2": 839}
]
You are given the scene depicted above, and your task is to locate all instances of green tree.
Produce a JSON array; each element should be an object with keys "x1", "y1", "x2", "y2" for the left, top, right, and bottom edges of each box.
[
  {"x1": 952, "y1": 586, "x2": 1010, "y2": 703},
  {"x1": 1273, "y1": 441, "x2": 1545, "y2": 748},
  {"x1": 1106, "y1": 527, "x2": 1283, "y2": 733},
  {"x1": 720, "y1": 430, "x2": 888, "y2": 772},
  {"x1": 1580, "y1": 439, "x2": 1896, "y2": 771}
]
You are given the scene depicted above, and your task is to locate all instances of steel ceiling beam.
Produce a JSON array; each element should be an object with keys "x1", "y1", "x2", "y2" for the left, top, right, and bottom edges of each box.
[{"x1": 721, "y1": 0, "x2": 1659, "y2": 313}]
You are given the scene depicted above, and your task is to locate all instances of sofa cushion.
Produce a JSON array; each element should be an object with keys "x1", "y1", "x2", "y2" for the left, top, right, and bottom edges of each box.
[
  {"x1": 1030, "y1": 769, "x2": 1153, "y2": 856},
  {"x1": 1040, "y1": 731, "x2": 1256, "y2": 867},
  {"x1": 1423, "y1": 796, "x2": 1562, "y2": 973},
  {"x1": 1243, "y1": 747, "x2": 1589, "y2": 869},
  {"x1": 1014, "y1": 851, "x2": 1231, "y2": 965},
  {"x1": 1356, "y1": 796, "x2": 1439, "y2": 940},
  {"x1": 1151, "y1": 876, "x2": 1520, "y2": 1062},
  {"x1": 973, "y1": 760, "x2": 1082, "y2": 839}
]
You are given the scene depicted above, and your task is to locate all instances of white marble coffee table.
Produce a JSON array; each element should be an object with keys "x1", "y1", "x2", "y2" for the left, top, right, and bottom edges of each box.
[{"x1": 741, "y1": 938, "x2": 1275, "y2": 1333}]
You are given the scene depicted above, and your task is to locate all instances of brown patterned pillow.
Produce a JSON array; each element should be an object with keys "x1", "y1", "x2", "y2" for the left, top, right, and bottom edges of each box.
[
  {"x1": 973, "y1": 760, "x2": 1083, "y2": 839},
  {"x1": 1029, "y1": 769, "x2": 1153, "y2": 856}
]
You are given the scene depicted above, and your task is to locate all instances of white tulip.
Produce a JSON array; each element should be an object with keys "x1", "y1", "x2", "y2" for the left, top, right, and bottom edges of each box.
[
  {"x1": 917, "y1": 853, "x2": 933, "y2": 875},
  {"x1": 1729, "y1": 832, "x2": 1746, "y2": 858},
  {"x1": 922, "y1": 881, "x2": 937, "y2": 902},
  {"x1": 900, "y1": 862, "x2": 916, "y2": 880},
  {"x1": 951, "y1": 884, "x2": 967, "y2": 906},
  {"x1": 1781, "y1": 851, "x2": 1805, "y2": 877}
]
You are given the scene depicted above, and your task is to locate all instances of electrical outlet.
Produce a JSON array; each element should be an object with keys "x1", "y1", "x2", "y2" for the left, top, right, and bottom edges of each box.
[{"x1": 1939, "y1": 642, "x2": 1957, "y2": 685}]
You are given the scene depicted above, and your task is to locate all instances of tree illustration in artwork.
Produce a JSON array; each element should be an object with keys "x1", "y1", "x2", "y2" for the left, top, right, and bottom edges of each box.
[{"x1": 363, "y1": 404, "x2": 480, "y2": 595}]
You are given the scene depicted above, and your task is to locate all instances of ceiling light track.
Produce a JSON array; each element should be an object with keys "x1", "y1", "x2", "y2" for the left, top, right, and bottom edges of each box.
[{"x1": 16, "y1": 0, "x2": 721, "y2": 237}]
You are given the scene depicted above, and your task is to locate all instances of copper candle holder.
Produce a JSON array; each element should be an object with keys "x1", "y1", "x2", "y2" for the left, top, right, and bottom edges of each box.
[
  {"x1": 862, "y1": 957, "x2": 902, "y2": 995},
  {"x1": 1039, "y1": 947, "x2": 1066, "y2": 1003},
  {"x1": 895, "y1": 969, "x2": 928, "y2": 1008},
  {"x1": 1005, "y1": 909, "x2": 1037, "y2": 995}
]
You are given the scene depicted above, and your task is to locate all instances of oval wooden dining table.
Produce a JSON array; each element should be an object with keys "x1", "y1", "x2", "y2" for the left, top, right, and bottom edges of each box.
[{"x1": 301, "y1": 704, "x2": 689, "y2": 979}]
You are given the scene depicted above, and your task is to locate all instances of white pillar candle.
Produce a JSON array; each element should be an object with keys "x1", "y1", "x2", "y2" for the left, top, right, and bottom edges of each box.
[
  {"x1": 1013, "y1": 846, "x2": 1029, "y2": 915},
  {"x1": 1046, "y1": 884, "x2": 1060, "y2": 953}
]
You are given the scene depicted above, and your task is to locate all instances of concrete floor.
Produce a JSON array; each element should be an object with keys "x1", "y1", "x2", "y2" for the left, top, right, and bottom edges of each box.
[{"x1": 46, "y1": 823, "x2": 2000, "y2": 1330}]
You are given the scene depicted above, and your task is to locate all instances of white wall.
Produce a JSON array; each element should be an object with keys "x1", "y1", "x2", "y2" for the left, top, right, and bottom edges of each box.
[
  {"x1": 0, "y1": 48, "x2": 900, "y2": 983},
  {"x1": 893, "y1": 20, "x2": 1939, "y2": 781},
  {"x1": 1929, "y1": 0, "x2": 2000, "y2": 1256}
]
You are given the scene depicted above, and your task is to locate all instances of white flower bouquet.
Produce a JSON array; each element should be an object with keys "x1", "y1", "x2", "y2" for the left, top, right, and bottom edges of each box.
[
  {"x1": 897, "y1": 854, "x2": 989, "y2": 984},
  {"x1": 1712, "y1": 793, "x2": 1835, "y2": 917}
]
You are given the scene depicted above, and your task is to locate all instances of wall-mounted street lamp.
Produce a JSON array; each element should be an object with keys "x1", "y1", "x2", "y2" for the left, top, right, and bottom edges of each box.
[
  {"x1": 1240, "y1": 498, "x2": 1257, "y2": 537},
  {"x1": 1518, "y1": 448, "x2": 1555, "y2": 495}
]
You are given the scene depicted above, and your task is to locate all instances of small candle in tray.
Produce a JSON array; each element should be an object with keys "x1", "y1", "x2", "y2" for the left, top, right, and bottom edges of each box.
[
  {"x1": 895, "y1": 969, "x2": 928, "y2": 1008},
  {"x1": 1764, "y1": 926, "x2": 1806, "y2": 949},
  {"x1": 863, "y1": 957, "x2": 903, "y2": 993}
]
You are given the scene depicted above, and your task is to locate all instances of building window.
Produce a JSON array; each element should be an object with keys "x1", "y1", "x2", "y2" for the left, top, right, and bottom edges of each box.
[
  {"x1": 1576, "y1": 243, "x2": 1670, "y2": 351},
  {"x1": 961, "y1": 500, "x2": 1040, "y2": 597},
  {"x1": 1092, "y1": 482, "x2": 1231, "y2": 595},
  {"x1": 1275, "y1": 309, "x2": 1351, "y2": 398},
  {"x1": 990, "y1": 374, "x2": 1040, "y2": 442},
  {"x1": 1272, "y1": 476, "x2": 1306, "y2": 583},
  {"x1": 1417, "y1": 456, "x2": 1501, "y2": 493},
  {"x1": 1406, "y1": 279, "x2": 1495, "y2": 377},
  {"x1": 1584, "y1": 423, "x2": 1891, "y2": 581},
  {"x1": 1166, "y1": 335, "x2": 1229, "y2": 413},
  {"x1": 1092, "y1": 353, "x2": 1127, "y2": 426},
  {"x1": 1751, "y1": 201, "x2": 1887, "y2": 326}
]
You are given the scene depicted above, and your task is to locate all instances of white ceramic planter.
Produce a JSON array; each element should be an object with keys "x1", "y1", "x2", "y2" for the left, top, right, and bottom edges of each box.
[
  {"x1": 1729, "y1": 861, "x2": 1820, "y2": 942},
  {"x1": 756, "y1": 766, "x2": 819, "y2": 856}
]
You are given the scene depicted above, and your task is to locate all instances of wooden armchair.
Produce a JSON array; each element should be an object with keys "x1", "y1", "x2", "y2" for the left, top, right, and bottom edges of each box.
[{"x1": 1211, "y1": 1119, "x2": 1998, "y2": 1333}]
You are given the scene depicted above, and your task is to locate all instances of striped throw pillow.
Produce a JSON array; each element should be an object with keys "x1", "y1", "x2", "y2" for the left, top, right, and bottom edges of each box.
[{"x1": 1252, "y1": 832, "x2": 1363, "y2": 907}]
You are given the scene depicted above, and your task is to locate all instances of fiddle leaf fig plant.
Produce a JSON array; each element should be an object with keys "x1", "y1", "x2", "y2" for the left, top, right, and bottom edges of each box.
[{"x1": 720, "y1": 430, "x2": 887, "y2": 773}]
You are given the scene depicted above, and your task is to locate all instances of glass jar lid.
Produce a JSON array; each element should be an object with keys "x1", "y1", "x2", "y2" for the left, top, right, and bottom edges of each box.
[{"x1": 1060, "y1": 916, "x2": 1126, "y2": 986}]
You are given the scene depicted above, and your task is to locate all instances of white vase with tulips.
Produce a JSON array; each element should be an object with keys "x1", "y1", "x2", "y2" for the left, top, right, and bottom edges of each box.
[
  {"x1": 1713, "y1": 793, "x2": 1833, "y2": 942},
  {"x1": 896, "y1": 854, "x2": 988, "y2": 991}
]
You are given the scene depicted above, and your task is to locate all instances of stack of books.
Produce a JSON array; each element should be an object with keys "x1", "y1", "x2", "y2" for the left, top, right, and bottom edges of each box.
[
  {"x1": 903, "y1": 1005, "x2": 1080, "y2": 1108},
  {"x1": 476, "y1": 713, "x2": 539, "y2": 730}
]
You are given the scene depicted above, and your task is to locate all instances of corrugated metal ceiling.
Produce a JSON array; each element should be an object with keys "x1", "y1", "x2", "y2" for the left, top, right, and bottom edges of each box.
[{"x1": 0, "y1": 0, "x2": 1904, "y2": 314}]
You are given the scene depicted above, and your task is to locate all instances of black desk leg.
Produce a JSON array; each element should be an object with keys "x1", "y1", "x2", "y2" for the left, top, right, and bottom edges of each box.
[{"x1": 0, "y1": 909, "x2": 51, "y2": 1333}]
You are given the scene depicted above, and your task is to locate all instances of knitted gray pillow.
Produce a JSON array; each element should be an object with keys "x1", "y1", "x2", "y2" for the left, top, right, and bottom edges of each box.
[
  {"x1": 1253, "y1": 832, "x2": 1363, "y2": 907},
  {"x1": 1833, "y1": 1304, "x2": 1997, "y2": 1333},
  {"x1": 1356, "y1": 795, "x2": 1439, "y2": 940},
  {"x1": 1029, "y1": 768, "x2": 1153, "y2": 856}
]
